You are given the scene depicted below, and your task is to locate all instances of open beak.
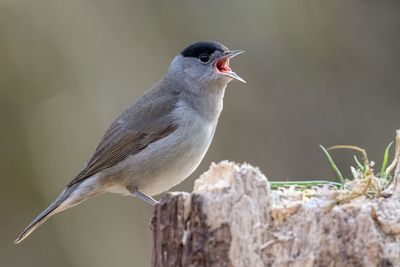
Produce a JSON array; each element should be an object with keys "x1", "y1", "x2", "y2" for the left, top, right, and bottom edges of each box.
[{"x1": 214, "y1": 50, "x2": 246, "y2": 83}]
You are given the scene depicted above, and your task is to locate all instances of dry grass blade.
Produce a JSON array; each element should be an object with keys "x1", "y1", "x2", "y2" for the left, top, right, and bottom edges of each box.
[
  {"x1": 385, "y1": 130, "x2": 400, "y2": 175},
  {"x1": 380, "y1": 142, "x2": 393, "y2": 181}
]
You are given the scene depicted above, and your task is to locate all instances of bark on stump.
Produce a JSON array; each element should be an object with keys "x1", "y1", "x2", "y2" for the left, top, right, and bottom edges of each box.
[{"x1": 152, "y1": 161, "x2": 400, "y2": 267}]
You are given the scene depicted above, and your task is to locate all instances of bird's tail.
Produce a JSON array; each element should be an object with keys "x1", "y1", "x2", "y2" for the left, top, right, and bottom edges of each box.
[{"x1": 15, "y1": 185, "x2": 77, "y2": 244}]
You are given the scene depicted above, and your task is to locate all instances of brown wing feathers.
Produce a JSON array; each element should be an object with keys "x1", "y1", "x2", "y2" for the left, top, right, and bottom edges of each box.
[{"x1": 67, "y1": 123, "x2": 177, "y2": 187}]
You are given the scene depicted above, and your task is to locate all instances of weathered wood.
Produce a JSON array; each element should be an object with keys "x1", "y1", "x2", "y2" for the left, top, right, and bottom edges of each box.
[{"x1": 152, "y1": 161, "x2": 400, "y2": 267}]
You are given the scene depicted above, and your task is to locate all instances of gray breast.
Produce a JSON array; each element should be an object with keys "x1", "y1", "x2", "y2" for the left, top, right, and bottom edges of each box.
[{"x1": 130, "y1": 100, "x2": 216, "y2": 196}]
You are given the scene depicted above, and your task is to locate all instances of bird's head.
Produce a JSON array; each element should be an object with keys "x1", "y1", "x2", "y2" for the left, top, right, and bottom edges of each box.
[{"x1": 167, "y1": 41, "x2": 245, "y2": 89}]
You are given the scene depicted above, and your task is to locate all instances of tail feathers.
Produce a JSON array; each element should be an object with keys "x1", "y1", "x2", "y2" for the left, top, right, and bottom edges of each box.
[{"x1": 15, "y1": 188, "x2": 72, "y2": 244}]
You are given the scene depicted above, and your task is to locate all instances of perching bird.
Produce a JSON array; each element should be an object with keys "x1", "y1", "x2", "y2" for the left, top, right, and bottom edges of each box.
[{"x1": 15, "y1": 41, "x2": 245, "y2": 244}]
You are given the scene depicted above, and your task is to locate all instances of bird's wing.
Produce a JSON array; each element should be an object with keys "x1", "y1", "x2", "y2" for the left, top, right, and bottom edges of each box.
[{"x1": 67, "y1": 87, "x2": 179, "y2": 187}]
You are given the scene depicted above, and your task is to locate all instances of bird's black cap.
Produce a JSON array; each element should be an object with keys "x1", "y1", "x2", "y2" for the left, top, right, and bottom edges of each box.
[{"x1": 181, "y1": 41, "x2": 229, "y2": 58}]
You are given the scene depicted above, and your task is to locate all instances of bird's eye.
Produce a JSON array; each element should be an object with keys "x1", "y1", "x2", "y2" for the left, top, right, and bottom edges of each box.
[{"x1": 199, "y1": 53, "x2": 210, "y2": 63}]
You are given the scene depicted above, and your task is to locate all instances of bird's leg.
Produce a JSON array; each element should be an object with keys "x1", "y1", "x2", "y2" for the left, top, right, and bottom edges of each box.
[{"x1": 132, "y1": 191, "x2": 159, "y2": 207}]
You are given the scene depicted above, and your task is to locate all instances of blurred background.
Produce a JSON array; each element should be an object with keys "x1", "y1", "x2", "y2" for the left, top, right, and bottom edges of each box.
[{"x1": 1, "y1": 1, "x2": 400, "y2": 266}]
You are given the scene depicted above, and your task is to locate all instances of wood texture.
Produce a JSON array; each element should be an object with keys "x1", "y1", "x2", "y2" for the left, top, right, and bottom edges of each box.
[{"x1": 152, "y1": 161, "x2": 400, "y2": 267}]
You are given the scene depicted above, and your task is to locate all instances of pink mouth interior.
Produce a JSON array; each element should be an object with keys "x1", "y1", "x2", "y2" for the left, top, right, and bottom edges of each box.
[{"x1": 216, "y1": 58, "x2": 231, "y2": 73}]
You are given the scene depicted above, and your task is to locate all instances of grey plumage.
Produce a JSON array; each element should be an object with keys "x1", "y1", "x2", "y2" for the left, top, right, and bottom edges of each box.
[{"x1": 15, "y1": 41, "x2": 245, "y2": 244}]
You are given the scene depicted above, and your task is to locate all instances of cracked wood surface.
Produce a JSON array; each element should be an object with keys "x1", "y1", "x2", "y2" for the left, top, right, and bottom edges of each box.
[{"x1": 152, "y1": 161, "x2": 400, "y2": 267}]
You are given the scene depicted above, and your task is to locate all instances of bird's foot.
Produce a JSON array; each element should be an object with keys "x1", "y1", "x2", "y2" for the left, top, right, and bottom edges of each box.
[{"x1": 132, "y1": 191, "x2": 159, "y2": 207}]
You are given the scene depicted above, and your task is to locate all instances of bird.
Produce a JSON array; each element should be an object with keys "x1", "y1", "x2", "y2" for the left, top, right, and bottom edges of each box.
[{"x1": 15, "y1": 41, "x2": 245, "y2": 244}]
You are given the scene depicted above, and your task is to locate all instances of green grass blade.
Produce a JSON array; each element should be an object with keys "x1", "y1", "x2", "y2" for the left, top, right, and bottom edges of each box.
[
  {"x1": 270, "y1": 180, "x2": 342, "y2": 189},
  {"x1": 353, "y1": 155, "x2": 365, "y2": 172},
  {"x1": 319, "y1": 145, "x2": 344, "y2": 185},
  {"x1": 380, "y1": 141, "x2": 393, "y2": 180}
]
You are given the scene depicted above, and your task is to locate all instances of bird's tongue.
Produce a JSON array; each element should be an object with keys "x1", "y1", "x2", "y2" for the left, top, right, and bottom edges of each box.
[{"x1": 216, "y1": 58, "x2": 231, "y2": 73}]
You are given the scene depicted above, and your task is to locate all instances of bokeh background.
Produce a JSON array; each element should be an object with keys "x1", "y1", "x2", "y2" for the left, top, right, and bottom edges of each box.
[{"x1": 1, "y1": 1, "x2": 400, "y2": 266}]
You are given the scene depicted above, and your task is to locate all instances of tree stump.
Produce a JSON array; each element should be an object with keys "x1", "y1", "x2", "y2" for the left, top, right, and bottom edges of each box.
[{"x1": 152, "y1": 161, "x2": 400, "y2": 267}]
